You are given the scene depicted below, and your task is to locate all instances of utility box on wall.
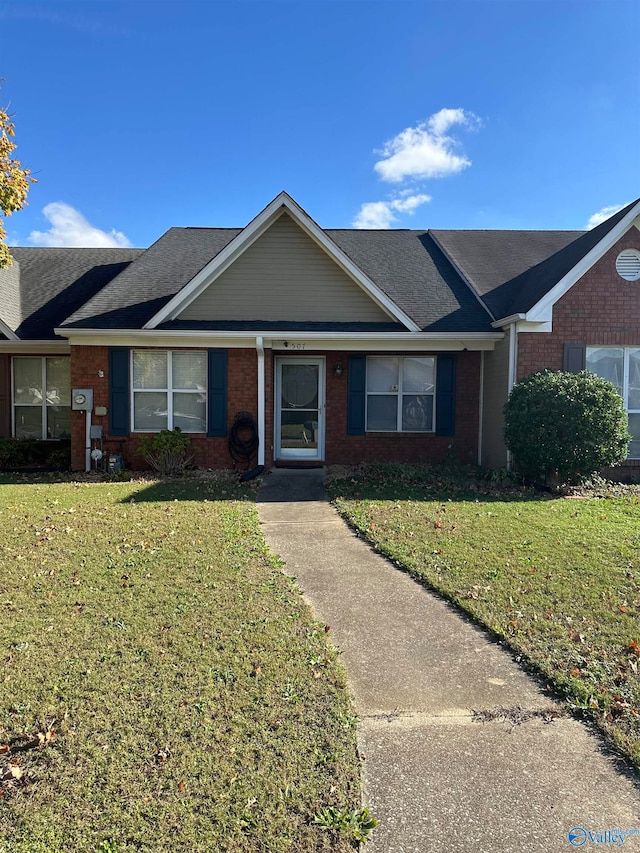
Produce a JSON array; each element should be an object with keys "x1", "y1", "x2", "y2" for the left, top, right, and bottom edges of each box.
[{"x1": 72, "y1": 389, "x2": 94, "y2": 411}]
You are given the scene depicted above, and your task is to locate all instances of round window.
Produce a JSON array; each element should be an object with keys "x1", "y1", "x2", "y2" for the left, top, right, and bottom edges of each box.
[{"x1": 615, "y1": 249, "x2": 640, "y2": 281}]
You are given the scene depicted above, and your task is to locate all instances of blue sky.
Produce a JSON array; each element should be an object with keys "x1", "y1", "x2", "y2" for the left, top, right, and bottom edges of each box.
[{"x1": 1, "y1": 0, "x2": 639, "y2": 249}]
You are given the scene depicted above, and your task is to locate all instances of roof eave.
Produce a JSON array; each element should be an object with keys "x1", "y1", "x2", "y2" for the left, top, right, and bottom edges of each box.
[
  {"x1": 0, "y1": 317, "x2": 19, "y2": 341},
  {"x1": 524, "y1": 200, "x2": 640, "y2": 322}
]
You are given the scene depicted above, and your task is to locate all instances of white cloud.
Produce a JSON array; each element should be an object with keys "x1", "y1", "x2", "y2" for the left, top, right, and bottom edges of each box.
[
  {"x1": 352, "y1": 193, "x2": 431, "y2": 229},
  {"x1": 28, "y1": 202, "x2": 132, "y2": 248},
  {"x1": 374, "y1": 108, "x2": 480, "y2": 183},
  {"x1": 585, "y1": 203, "x2": 628, "y2": 230}
]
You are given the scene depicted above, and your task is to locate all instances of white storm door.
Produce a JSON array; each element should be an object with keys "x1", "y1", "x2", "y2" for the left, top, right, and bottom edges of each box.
[{"x1": 275, "y1": 358, "x2": 325, "y2": 460}]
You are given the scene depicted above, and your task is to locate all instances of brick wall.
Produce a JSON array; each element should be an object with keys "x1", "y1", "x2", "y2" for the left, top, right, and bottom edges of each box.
[
  {"x1": 517, "y1": 229, "x2": 640, "y2": 477},
  {"x1": 323, "y1": 350, "x2": 480, "y2": 466},
  {"x1": 517, "y1": 231, "x2": 640, "y2": 378},
  {"x1": 70, "y1": 345, "x2": 480, "y2": 471},
  {"x1": 70, "y1": 345, "x2": 259, "y2": 471}
]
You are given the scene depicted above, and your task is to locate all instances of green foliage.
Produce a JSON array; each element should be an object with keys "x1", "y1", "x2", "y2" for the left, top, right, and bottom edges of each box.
[
  {"x1": 314, "y1": 806, "x2": 377, "y2": 843},
  {"x1": 135, "y1": 428, "x2": 197, "y2": 475},
  {"x1": 0, "y1": 438, "x2": 70, "y2": 470},
  {"x1": 504, "y1": 370, "x2": 631, "y2": 485}
]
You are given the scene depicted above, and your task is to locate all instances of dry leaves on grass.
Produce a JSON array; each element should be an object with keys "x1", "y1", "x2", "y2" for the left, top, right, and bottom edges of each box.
[{"x1": 0, "y1": 724, "x2": 56, "y2": 795}]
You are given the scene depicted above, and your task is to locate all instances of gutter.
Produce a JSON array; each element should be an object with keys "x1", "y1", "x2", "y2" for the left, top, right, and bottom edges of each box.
[{"x1": 492, "y1": 313, "x2": 525, "y2": 329}]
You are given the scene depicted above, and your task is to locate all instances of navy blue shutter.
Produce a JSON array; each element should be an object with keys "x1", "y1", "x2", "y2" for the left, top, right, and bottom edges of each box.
[
  {"x1": 563, "y1": 343, "x2": 586, "y2": 373},
  {"x1": 435, "y1": 354, "x2": 456, "y2": 436},
  {"x1": 109, "y1": 347, "x2": 130, "y2": 436},
  {"x1": 347, "y1": 355, "x2": 366, "y2": 435},
  {"x1": 207, "y1": 349, "x2": 227, "y2": 437}
]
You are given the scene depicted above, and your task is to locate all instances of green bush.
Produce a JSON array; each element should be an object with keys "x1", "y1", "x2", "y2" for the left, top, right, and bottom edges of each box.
[
  {"x1": 0, "y1": 438, "x2": 71, "y2": 470},
  {"x1": 135, "y1": 428, "x2": 197, "y2": 475},
  {"x1": 504, "y1": 370, "x2": 631, "y2": 486}
]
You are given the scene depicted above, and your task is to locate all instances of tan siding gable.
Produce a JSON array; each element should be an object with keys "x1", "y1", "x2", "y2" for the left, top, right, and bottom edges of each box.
[{"x1": 178, "y1": 212, "x2": 392, "y2": 323}]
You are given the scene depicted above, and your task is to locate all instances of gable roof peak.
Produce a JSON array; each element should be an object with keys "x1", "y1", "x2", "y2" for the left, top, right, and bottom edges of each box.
[{"x1": 143, "y1": 192, "x2": 422, "y2": 331}]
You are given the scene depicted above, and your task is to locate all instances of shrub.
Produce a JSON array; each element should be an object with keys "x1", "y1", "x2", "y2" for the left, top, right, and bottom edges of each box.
[
  {"x1": 0, "y1": 438, "x2": 71, "y2": 470},
  {"x1": 135, "y1": 428, "x2": 197, "y2": 475},
  {"x1": 503, "y1": 370, "x2": 631, "y2": 486}
]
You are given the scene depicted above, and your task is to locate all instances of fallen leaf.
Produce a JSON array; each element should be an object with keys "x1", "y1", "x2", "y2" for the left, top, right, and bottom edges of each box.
[{"x1": 36, "y1": 728, "x2": 55, "y2": 746}]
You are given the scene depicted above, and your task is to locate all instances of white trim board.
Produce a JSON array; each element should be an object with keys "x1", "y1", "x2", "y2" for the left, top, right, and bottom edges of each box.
[
  {"x1": 0, "y1": 340, "x2": 70, "y2": 354},
  {"x1": 0, "y1": 318, "x2": 19, "y2": 341},
  {"x1": 58, "y1": 328, "x2": 503, "y2": 351},
  {"x1": 495, "y1": 203, "x2": 640, "y2": 327}
]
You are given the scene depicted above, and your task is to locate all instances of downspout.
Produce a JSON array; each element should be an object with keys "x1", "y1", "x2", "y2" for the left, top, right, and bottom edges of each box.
[
  {"x1": 85, "y1": 410, "x2": 91, "y2": 473},
  {"x1": 256, "y1": 336, "x2": 265, "y2": 466},
  {"x1": 507, "y1": 321, "x2": 518, "y2": 394},
  {"x1": 478, "y1": 351, "x2": 484, "y2": 466},
  {"x1": 506, "y1": 322, "x2": 519, "y2": 469}
]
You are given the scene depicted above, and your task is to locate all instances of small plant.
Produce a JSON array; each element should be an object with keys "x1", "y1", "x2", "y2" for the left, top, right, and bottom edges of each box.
[
  {"x1": 504, "y1": 370, "x2": 630, "y2": 487},
  {"x1": 136, "y1": 428, "x2": 197, "y2": 475},
  {"x1": 314, "y1": 805, "x2": 377, "y2": 843}
]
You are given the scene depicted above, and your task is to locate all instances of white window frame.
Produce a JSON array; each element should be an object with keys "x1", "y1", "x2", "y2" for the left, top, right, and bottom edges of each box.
[
  {"x1": 586, "y1": 346, "x2": 640, "y2": 459},
  {"x1": 12, "y1": 356, "x2": 71, "y2": 440},
  {"x1": 365, "y1": 356, "x2": 436, "y2": 433},
  {"x1": 131, "y1": 350, "x2": 207, "y2": 433}
]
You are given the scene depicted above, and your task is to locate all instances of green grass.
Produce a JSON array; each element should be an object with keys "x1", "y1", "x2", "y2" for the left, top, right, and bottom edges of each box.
[
  {"x1": 0, "y1": 474, "x2": 361, "y2": 852},
  {"x1": 327, "y1": 464, "x2": 640, "y2": 774}
]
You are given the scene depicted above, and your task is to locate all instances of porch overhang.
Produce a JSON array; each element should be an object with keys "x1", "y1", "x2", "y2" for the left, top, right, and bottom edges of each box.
[{"x1": 56, "y1": 328, "x2": 504, "y2": 352}]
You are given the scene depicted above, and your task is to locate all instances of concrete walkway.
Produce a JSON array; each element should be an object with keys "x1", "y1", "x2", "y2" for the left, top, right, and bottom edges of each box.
[{"x1": 257, "y1": 469, "x2": 640, "y2": 853}]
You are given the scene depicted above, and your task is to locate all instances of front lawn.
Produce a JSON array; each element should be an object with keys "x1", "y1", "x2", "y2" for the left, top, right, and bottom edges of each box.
[
  {"x1": 0, "y1": 475, "x2": 361, "y2": 852},
  {"x1": 327, "y1": 465, "x2": 640, "y2": 774}
]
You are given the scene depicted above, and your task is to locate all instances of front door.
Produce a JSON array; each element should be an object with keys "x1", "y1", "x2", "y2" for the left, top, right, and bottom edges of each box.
[{"x1": 275, "y1": 358, "x2": 325, "y2": 461}]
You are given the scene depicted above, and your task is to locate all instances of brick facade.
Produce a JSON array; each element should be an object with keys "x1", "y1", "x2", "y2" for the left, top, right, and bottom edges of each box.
[
  {"x1": 71, "y1": 346, "x2": 259, "y2": 471},
  {"x1": 517, "y1": 231, "x2": 640, "y2": 379},
  {"x1": 69, "y1": 345, "x2": 480, "y2": 471},
  {"x1": 517, "y1": 230, "x2": 640, "y2": 477},
  {"x1": 321, "y1": 350, "x2": 480, "y2": 466}
]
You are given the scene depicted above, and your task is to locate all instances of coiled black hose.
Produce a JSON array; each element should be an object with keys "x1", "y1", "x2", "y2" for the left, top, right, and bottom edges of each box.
[{"x1": 228, "y1": 411, "x2": 259, "y2": 468}]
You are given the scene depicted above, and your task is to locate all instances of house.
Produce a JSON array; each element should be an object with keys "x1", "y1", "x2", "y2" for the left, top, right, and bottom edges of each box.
[{"x1": 1, "y1": 192, "x2": 640, "y2": 475}]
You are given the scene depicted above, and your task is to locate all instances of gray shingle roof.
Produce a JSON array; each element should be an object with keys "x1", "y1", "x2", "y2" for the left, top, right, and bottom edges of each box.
[
  {"x1": 432, "y1": 199, "x2": 638, "y2": 320},
  {"x1": 61, "y1": 226, "x2": 495, "y2": 332},
  {"x1": 1, "y1": 247, "x2": 143, "y2": 339},
  {"x1": 5, "y1": 199, "x2": 637, "y2": 338},
  {"x1": 328, "y1": 230, "x2": 494, "y2": 331},
  {"x1": 61, "y1": 228, "x2": 241, "y2": 330}
]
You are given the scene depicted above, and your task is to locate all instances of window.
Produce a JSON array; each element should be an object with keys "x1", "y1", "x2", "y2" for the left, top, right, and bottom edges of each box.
[
  {"x1": 586, "y1": 347, "x2": 640, "y2": 458},
  {"x1": 366, "y1": 356, "x2": 435, "y2": 432},
  {"x1": 13, "y1": 357, "x2": 71, "y2": 439},
  {"x1": 132, "y1": 350, "x2": 207, "y2": 432}
]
